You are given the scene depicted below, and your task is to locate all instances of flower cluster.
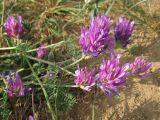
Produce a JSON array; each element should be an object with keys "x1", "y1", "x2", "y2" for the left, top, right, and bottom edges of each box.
[
  {"x1": 4, "y1": 16, "x2": 23, "y2": 38},
  {"x1": 130, "y1": 56, "x2": 152, "y2": 78},
  {"x1": 79, "y1": 14, "x2": 114, "y2": 56},
  {"x1": 74, "y1": 66, "x2": 96, "y2": 91},
  {"x1": 36, "y1": 44, "x2": 47, "y2": 58},
  {"x1": 98, "y1": 53, "x2": 129, "y2": 95},
  {"x1": 74, "y1": 53, "x2": 129, "y2": 95},
  {"x1": 76, "y1": 14, "x2": 139, "y2": 96},
  {"x1": 114, "y1": 17, "x2": 135, "y2": 48},
  {"x1": 79, "y1": 15, "x2": 135, "y2": 56},
  {"x1": 74, "y1": 53, "x2": 152, "y2": 96},
  {"x1": 7, "y1": 74, "x2": 31, "y2": 97}
]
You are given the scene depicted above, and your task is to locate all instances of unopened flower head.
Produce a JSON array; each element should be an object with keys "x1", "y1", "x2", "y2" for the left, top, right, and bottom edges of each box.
[
  {"x1": 98, "y1": 53, "x2": 129, "y2": 95},
  {"x1": 36, "y1": 44, "x2": 47, "y2": 58},
  {"x1": 79, "y1": 14, "x2": 114, "y2": 56},
  {"x1": 115, "y1": 17, "x2": 134, "y2": 48},
  {"x1": 74, "y1": 66, "x2": 96, "y2": 91},
  {"x1": 4, "y1": 16, "x2": 23, "y2": 38},
  {"x1": 130, "y1": 56, "x2": 152, "y2": 78},
  {"x1": 29, "y1": 115, "x2": 34, "y2": 120},
  {"x1": 7, "y1": 74, "x2": 31, "y2": 97}
]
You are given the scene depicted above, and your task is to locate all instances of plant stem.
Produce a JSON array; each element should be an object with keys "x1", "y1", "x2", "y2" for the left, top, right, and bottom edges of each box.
[
  {"x1": 105, "y1": 0, "x2": 116, "y2": 15},
  {"x1": 26, "y1": 55, "x2": 75, "y2": 76},
  {"x1": 0, "y1": 0, "x2": 5, "y2": 47},
  {"x1": 65, "y1": 54, "x2": 86, "y2": 69},
  {"x1": 0, "y1": 40, "x2": 65, "y2": 51},
  {"x1": 1, "y1": 0, "x2": 5, "y2": 35},
  {"x1": 25, "y1": 81, "x2": 78, "y2": 88},
  {"x1": 32, "y1": 91, "x2": 36, "y2": 120},
  {"x1": 0, "y1": 46, "x2": 16, "y2": 50},
  {"x1": 92, "y1": 88, "x2": 96, "y2": 120},
  {"x1": 25, "y1": 58, "x2": 56, "y2": 120},
  {"x1": 123, "y1": 0, "x2": 147, "y2": 15},
  {"x1": 0, "y1": 41, "x2": 65, "y2": 58},
  {"x1": 27, "y1": 41, "x2": 65, "y2": 52},
  {"x1": 17, "y1": 68, "x2": 24, "y2": 73}
]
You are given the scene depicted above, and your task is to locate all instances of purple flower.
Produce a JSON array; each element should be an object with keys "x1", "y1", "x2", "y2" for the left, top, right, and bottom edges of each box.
[
  {"x1": 130, "y1": 56, "x2": 152, "y2": 78},
  {"x1": 4, "y1": 16, "x2": 23, "y2": 38},
  {"x1": 98, "y1": 53, "x2": 129, "y2": 95},
  {"x1": 7, "y1": 74, "x2": 31, "y2": 97},
  {"x1": 36, "y1": 44, "x2": 47, "y2": 58},
  {"x1": 74, "y1": 66, "x2": 96, "y2": 91},
  {"x1": 29, "y1": 115, "x2": 34, "y2": 120},
  {"x1": 114, "y1": 17, "x2": 135, "y2": 48},
  {"x1": 79, "y1": 14, "x2": 114, "y2": 56}
]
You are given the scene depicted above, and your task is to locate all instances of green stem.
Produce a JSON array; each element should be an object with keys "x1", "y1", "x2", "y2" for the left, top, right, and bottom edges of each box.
[
  {"x1": 0, "y1": 40, "x2": 65, "y2": 51},
  {"x1": 56, "y1": 58, "x2": 72, "y2": 65},
  {"x1": 17, "y1": 68, "x2": 24, "y2": 73},
  {"x1": 25, "y1": 81, "x2": 78, "y2": 88},
  {"x1": 26, "y1": 55, "x2": 75, "y2": 76},
  {"x1": 27, "y1": 41, "x2": 65, "y2": 52},
  {"x1": 92, "y1": 88, "x2": 96, "y2": 120},
  {"x1": 32, "y1": 91, "x2": 36, "y2": 120},
  {"x1": 1, "y1": 0, "x2": 5, "y2": 35},
  {"x1": 25, "y1": 58, "x2": 56, "y2": 120},
  {"x1": 92, "y1": 103, "x2": 95, "y2": 120},
  {"x1": 123, "y1": 0, "x2": 147, "y2": 15},
  {"x1": 0, "y1": 46, "x2": 16, "y2": 50},
  {"x1": 65, "y1": 54, "x2": 86, "y2": 69},
  {"x1": 0, "y1": 41, "x2": 65, "y2": 58},
  {"x1": 105, "y1": 0, "x2": 116, "y2": 15}
]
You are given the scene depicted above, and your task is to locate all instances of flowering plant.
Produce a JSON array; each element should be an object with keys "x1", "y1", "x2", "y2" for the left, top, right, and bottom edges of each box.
[{"x1": 4, "y1": 16, "x2": 23, "y2": 38}]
